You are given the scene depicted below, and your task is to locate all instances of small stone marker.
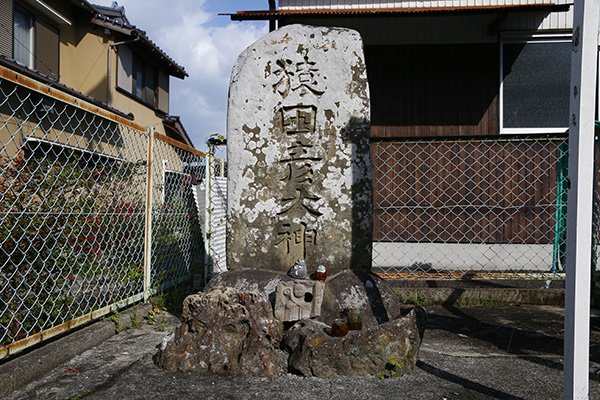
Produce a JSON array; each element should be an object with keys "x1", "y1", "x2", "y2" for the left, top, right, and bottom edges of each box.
[
  {"x1": 274, "y1": 280, "x2": 325, "y2": 321},
  {"x1": 227, "y1": 24, "x2": 372, "y2": 274}
]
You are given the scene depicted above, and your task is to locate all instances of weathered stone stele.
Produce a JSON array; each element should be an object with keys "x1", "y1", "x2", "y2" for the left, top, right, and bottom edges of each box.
[{"x1": 227, "y1": 24, "x2": 372, "y2": 274}]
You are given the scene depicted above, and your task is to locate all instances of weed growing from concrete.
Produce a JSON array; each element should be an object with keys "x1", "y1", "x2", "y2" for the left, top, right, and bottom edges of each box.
[
  {"x1": 407, "y1": 291, "x2": 429, "y2": 307},
  {"x1": 108, "y1": 312, "x2": 121, "y2": 333},
  {"x1": 130, "y1": 312, "x2": 140, "y2": 328}
]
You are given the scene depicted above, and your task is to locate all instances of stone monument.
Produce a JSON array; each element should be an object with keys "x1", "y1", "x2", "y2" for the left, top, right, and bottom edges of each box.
[
  {"x1": 227, "y1": 24, "x2": 372, "y2": 274},
  {"x1": 157, "y1": 27, "x2": 425, "y2": 379}
]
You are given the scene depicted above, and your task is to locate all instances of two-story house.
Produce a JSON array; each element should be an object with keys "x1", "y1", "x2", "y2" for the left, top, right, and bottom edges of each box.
[{"x1": 0, "y1": 0, "x2": 192, "y2": 150}]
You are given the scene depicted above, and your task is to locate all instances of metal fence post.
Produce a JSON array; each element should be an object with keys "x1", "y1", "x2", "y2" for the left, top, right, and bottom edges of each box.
[{"x1": 143, "y1": 126, "x2": 155, "y2": 301}]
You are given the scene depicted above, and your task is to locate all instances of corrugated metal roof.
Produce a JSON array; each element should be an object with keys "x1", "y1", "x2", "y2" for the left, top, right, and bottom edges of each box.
[{"x1": 225, "y1": 3, "x2": 570, "y2": 20}]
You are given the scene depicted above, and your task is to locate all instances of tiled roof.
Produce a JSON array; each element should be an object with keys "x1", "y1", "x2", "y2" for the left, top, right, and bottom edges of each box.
[
  {"x1": 90, "y1": 2, "x2": 132, "y2": 27},
  {"x1": 90, "y1": 2, "x2": 188, "y2": 79},
  {"x1": 163, "y1": 115, "x2": 194, "y2": 148}
]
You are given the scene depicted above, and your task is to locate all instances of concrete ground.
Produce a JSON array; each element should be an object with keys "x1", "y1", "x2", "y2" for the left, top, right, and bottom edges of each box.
[{"x1": 5, "y1": 304, "x2": 600, "y2": 400}]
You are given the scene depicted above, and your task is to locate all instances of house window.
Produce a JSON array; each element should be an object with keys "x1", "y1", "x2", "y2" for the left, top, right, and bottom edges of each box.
[
  {"x1": 13, "y1": 7, "x2": 34, "y2": 68},
  {"x1": 133, "y1": 56, "x2": 144, "y2": 99},
  {"x1": 130, "y1": 54, "x2": 157, "y2": 105},
  {"x1": 10, "y1": 6, "x2": 60, "y2": 78},
  {"x1": 500, "y1": 35, "x2": 571, "y2": 134},
  {"x1": 117, "y1": 46, "x2": 161, "y2": 109}
]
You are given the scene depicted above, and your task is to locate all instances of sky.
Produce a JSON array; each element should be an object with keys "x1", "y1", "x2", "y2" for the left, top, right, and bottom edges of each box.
[{"x1": 94, "y1": 0, "x2": 270, "y2": 150}]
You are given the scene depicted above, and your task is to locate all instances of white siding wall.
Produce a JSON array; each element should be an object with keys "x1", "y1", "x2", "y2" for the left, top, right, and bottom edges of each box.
[
  {"x1": 280, "y1": 0, "x2": 571, "y2": 9},
  {"x1": 279, "y1": 0, "x2": 573, "y2": 31},
  {"x1": 504, "y1": 6, "x2": 573, "y2": 30},
  {"x1": 209, "y1": 177, "x2": 227, "y2": 274}
]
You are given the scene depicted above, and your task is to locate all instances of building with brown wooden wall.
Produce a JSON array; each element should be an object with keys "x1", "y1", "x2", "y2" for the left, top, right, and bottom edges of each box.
[
  {"x1": 229, "y1": 0, "x2": 574, "y2": 139},
  {"x1": 227, "y1": 1, "x2": 581, "y2": 268}
]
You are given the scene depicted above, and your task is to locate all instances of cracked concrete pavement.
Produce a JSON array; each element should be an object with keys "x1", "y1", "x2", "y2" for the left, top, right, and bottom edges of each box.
[{"x1": 5, "y1": 305, "x2": 600, "y2": 400}]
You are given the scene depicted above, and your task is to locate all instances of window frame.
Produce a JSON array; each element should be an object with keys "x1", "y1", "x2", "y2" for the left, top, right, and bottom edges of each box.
[
  {"x1": 116, "y1": 45, "x2": 169, "y2": 114},
  {"x1": 123, "y1": 50, "x2": 159, "y2": 108},
  {"x1": 13, "y1": 6, "x2": 34, "y2": 69},
  {"x1": 132, "y1": 54, "x2": 145, "y2": 100},
  {"x1": 499, "y1": 33, "x2": 572, "y2": 135}
]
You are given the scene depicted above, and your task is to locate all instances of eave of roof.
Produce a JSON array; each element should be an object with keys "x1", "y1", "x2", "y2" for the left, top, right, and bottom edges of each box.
[
  {"x1": 163, "y1": 116, "x2": 194, "y2": 148},
  {"x1": 69, "y1": 0, "x2": 96, "y2": 13},
  {"x1": 89, "y1": 5, "x2": 188, "y2": 79},
  {"x1": 0, "y1": 55, "x2": 134, "y2": 120},
  {"x1": 224, "y1": 3, "x2": 571, "y2": 20}
]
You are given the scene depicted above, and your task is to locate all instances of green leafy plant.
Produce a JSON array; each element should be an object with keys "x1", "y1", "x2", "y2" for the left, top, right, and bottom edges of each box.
[
  {"x1": 109, "y1": 312, "x2": 121, "y2": 333},
  {"x1": 406, "y1": 291, "x2": 429, "y2": 307},
  {"x1": 146, "y1": 308, "x2": 158, "y2": 325},
  {"x1": 146, "y1": 306, "x2": 170, "y2": 331},
  {"x1": 206, "y1": 133, "x2": 226, "y2": 146},
  {"x1": 130, "y1": 312, "x2": 140, "y2": 329}
]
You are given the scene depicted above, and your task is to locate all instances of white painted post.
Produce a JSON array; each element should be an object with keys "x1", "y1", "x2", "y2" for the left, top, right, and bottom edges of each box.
[{"x1": 565, "y1": 0, "x2": 600, "y2": 398}]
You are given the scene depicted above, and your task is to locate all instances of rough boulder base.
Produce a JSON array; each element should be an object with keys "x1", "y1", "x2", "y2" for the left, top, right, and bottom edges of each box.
[
  {"x1": 155, "y1": 287, "x2": 287, "y2": 376},
  {"x1": 227, "y1": 24, "x2": 372, "y2": 274},
  {"x1": 206, "y1": 270, "x2": 402, "y2": 330},
  {"x1": 319, "y1": 269, "x2": 402, "y2": 330},
  {"x1": 283, "y1": 308, "x2": 427, "y2": 378},
  {"x1": 204, "y1": 269, "x2": 289, "y2": 306}
]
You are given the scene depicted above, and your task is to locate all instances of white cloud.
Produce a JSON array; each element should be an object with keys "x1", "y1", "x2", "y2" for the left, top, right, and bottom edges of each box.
[{"x1": 93, "y1": 0, "x2": 268, "y2": 149}]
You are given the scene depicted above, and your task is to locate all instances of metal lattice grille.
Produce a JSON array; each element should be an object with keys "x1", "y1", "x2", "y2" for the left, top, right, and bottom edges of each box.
[
  {"x1": 0, "y1": 73, "x2": 207, "y2": 357},
  {"x1": 371, "y1": 136, "x2": 569, "y2": 279}
]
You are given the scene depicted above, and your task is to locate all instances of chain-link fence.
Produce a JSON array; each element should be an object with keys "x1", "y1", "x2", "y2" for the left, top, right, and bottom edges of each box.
[
  {"x1": 149, "y1": 135, "x2": 205, "y2": 293},
  {"x1": 371, "y1": 135, "x2": 571, "y2": 280},
  {"x1": 0, "y1": 69, "x2": 205, "y2": 358}
]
